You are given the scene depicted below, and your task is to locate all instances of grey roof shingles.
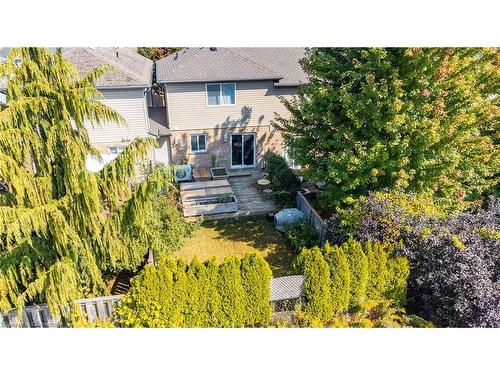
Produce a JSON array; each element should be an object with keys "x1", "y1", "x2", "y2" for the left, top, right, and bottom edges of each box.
[
  {"x1": 63, "y1": 48, "x2": 152, "y2": 88},
  {"x1": 0, "y1": 47, "x2": 152, "y2": 90},
  {"x1": 270, "y1": 275, "x2": 306, "y2": 302},
  {"x1": 156, "y1": 47, "x2": 308, "y2": 86},
  {"x1": 230, "y1": 48, "x2": 308, "y2": 86}
]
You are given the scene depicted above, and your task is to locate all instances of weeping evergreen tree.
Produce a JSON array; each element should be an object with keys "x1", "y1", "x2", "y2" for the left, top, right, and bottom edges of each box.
[{"x1": 0, "y1": 48, "x2": 174, "y2": 319}]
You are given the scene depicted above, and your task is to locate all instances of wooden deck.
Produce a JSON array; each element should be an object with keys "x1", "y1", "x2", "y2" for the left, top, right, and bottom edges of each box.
[
  {"x1": 180, "y1": 179, "x2": 238, "y2": 217},
  {"x1": 202, "y1": 174, "x2": 278, "y2": 220},
  {"x1": 180, "y1": 179, "x2": 232, "y2": 200}
]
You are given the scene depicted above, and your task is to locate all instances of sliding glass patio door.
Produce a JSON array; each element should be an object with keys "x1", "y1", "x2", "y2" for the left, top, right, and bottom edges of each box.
[{"x1": 231, "y1": 133, "x2": 255, "y2": 167}]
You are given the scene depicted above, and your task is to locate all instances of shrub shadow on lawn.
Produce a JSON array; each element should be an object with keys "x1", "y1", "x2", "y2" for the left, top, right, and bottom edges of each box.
[{"x1": 205, "y1": 217, "x2": 296, "y2": 277}]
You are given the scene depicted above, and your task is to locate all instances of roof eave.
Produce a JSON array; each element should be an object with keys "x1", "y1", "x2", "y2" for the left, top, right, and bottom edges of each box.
[
  {"x1": 273, "y1": 82, "x2": 302, "y2": 87},
  {"x1": 96, "y1": 84, "x2": 151, "y2": 90},
  {"x1": 157, "y1": 76, "x2": 283, "y2": 84},
  {"x1": 1, "y1": 83, "x2": 150, "y2": 91}
]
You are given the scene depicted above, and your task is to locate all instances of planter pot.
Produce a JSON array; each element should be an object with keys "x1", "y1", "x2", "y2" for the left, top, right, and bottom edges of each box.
[{"x1": 210, "y1": 167, "x2": 229, "y2": 180}]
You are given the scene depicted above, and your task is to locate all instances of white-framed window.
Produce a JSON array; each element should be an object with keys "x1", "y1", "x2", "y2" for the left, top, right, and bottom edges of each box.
[
  {"x1": 190, "y1": 134, "x2": 207, "y2": 153},
  {"x1": 108, "y1": 146, "x2": 124, "y2": 154},
  {"x1": 206, "y1": 83, "x2": 236, "y2": 106}
]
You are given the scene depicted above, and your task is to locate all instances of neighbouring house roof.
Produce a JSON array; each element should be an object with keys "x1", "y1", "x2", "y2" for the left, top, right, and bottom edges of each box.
[
  {"x1": 63, "y1": 48, "x2": 153, "y2": 88},
  {"x1": 156, "y1": 47, "x2": 308, "y2": 86},
  {"x1": 0, "y1": 47, "x2": 152, "y2": 90},
  {"x1": 270, "y1": 275, "x2": 306, "y2": 302}
]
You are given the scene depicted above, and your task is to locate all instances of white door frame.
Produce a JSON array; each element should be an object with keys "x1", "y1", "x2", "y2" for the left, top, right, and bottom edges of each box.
[{"x1": 230, "y1": 132, "x2": 256, "y2": 168}]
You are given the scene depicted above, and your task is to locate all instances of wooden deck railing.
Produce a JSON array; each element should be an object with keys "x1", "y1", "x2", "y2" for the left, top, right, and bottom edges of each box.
[{"x1": 0, "y1": 295, "x2": 123, "y2": 328}]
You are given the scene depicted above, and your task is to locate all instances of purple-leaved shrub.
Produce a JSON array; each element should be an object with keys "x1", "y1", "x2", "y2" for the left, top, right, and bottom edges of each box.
[{"x1": 327, "y1": 193, "x2": 500, "y2": 327}]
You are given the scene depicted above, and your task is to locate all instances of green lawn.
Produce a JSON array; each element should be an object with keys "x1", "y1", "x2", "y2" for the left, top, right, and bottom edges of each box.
[{"x1": 176, "y1": 217, "x2": 295, "y2": 277}]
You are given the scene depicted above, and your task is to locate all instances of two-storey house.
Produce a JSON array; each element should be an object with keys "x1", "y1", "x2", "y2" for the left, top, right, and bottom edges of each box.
[
  {"x1": 62, "y1": 48, "x2": 170, "y2": 169},
  {"x1": 155, "y1": 47, "x2": 307, "y2": 170},
  {"x1": 0, "y1": 47, "x2": 170, "y2": 170}
]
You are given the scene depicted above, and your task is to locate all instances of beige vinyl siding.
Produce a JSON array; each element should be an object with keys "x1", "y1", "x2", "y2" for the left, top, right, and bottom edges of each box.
[
  {"x1": 85, "y1": 88, "x2": 150, "y2": 143},
  {"x1": 165, "y1": 80, "x2": 296, "y2": 131}
]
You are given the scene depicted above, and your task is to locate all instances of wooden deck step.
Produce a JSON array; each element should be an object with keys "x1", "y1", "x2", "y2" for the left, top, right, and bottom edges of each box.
[
  {"x1": 180, "y1": 179, "x2": 230, "y2": 191},
  {"x1": 202, "y1": 208, "x2": 278, "y2": 221}
]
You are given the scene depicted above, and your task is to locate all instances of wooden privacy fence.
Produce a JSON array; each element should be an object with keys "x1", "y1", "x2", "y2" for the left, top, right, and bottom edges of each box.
[
  {"x1": 0, "y1": 276, "x2": 305, "y2": 328},
  {"x1": 0, "y1": 295, "x2": 123, "y2": 328},
  {"x1": 295, "y1": 191, "x2": 328, "y2": 245}
]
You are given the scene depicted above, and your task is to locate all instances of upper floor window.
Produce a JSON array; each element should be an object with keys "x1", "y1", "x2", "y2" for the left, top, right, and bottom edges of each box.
[
  {"x1": 206, "y1": 83, "x2": 236, "y2": 106},
  {"x1": 191, "y1": 134, "x2": 207, "y2": 153}
]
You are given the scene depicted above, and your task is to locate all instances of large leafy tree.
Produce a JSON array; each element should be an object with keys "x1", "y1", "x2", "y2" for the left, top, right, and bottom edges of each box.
[
  {"x1": 275, "y1": 48, "x2": 499, "y2": 208},
  {"x1": 137, "y1": 47, "x2": 182, "y2": 61},
  {"x1": 0, "y1": 48, "x2": 174, "y2": 318}
]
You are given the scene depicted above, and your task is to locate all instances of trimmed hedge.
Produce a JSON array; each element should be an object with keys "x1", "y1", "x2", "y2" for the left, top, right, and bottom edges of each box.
[
  {"x1": 343, "y1": 238, "x2": 368, "y2": 308},
  {"x1": 295, "y1": 239, "x2": 409, "y2": 321},
  {"x1": 183, "y1": 258, "x2": 201, "y2": 327},
  {"x1": 218, "y1": 257, "x2": 246, "y2": 327},
  {"x1": 365, "y1": 241, "x2": 389, "y2": 301},
  {"x1": 241, "y1": 253, "x2": 273, "y2": 326},
  {"x1": 204, "y1": 258, "x2": 223, "y2": 326},
  {"x1": 295, "y1": 247, "x2": 333, "y2": 321},
  {"x1": 323, "y1": 242, "x2": 350, "y2": 313},
  {"x1": 115, "y1": 253, "x2": 272, "y2": 327}
]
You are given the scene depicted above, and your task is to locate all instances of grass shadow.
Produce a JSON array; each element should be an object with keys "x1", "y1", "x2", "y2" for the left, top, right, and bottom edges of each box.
[{"x1": 186, "y1": 216, "x2": 296, "y2": 277}]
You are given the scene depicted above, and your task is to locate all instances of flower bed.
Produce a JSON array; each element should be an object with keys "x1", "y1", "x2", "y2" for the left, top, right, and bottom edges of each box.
[{"x1": 182, "y1": 194, "x2": 238, "y2": 217}]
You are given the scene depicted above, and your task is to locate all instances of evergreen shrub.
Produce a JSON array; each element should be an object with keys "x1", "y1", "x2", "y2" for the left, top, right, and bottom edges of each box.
[
  {"x1": 284, "y1": 220, "x2": 318, "y2": 253},
  {"x1": 343, "y1": 238, "x2": 368, "y2": 308},
  {"x1": 295, "y1": 247, "x2": 333, "y2": 321},
  {"x1": 265, "y1": 153, "x2": 300, "y2": 208},
  {"x1": 296, "y1": 238, "x2": 409, "y2": 321},
  {"x1": 115, "y1": 253, "x2": 272, "y2": 327},
  {"x1": 322, "y1": 242, "x2": 350, "y2": 313}
]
